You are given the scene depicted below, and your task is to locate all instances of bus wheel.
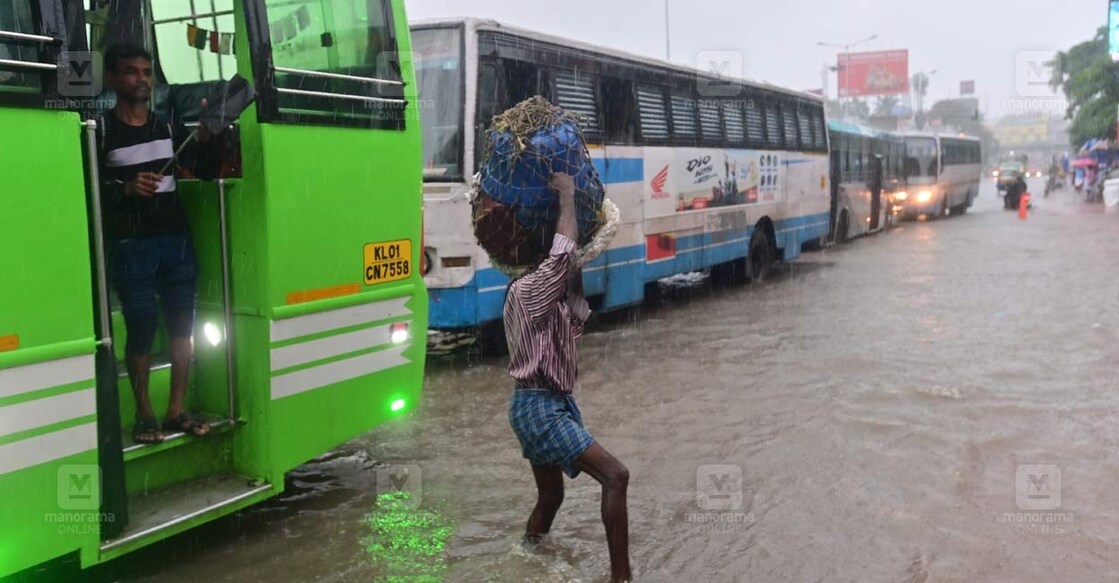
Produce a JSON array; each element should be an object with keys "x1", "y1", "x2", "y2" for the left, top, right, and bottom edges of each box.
[
  {"x1": 747, "y1": 229, "x2": 773, "y2": 283},
  {"x1": 835, "y1": 211, "x2": 850, "y2": 245}
]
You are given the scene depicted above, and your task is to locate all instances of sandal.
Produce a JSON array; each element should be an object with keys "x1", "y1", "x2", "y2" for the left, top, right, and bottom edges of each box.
[
  {"x1": 133, "y1": 417, "x2": 165, "y2": 444},
  {"x1": 163, "y1": 412, "x2": 211, "y2": 437}
]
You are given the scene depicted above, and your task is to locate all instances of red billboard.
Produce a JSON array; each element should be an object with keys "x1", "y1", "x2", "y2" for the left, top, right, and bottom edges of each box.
[{"x1": 837, "y1": 50, "x2": 910, "y2": 97}]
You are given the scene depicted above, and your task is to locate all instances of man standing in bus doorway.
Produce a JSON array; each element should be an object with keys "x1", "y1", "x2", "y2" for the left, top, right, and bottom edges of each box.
[
  {"x1": 505, "y1": 173, "x2": 632, "y2": 583},
  {"x1": 100, "y1": 43, "x2": 218, "y2": 444}
]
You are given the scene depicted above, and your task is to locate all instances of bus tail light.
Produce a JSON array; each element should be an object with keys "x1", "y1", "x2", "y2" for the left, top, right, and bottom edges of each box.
[{"x1": 390, "y1": 322, "x2": 409, "y2": 344}]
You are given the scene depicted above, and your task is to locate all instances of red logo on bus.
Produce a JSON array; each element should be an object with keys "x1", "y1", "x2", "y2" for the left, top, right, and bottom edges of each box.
[{"x1": 650, "y1": 165, "x2": 669, "y2": 198}]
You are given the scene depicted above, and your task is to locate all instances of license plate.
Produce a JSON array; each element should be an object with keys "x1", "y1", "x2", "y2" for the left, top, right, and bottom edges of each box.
[{"x1": 363, "y1": 239, "x2": 412, "y2": 285}]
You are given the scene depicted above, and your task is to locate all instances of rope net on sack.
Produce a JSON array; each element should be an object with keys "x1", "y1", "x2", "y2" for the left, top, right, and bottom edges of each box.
[{"x1": 471, "y1": 96, "x2": 616, "y2": 277}]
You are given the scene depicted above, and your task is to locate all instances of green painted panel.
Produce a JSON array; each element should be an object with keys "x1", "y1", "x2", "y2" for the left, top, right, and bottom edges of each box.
[
  {"x1": 0, "y1": 105, "x2": 101, "y2": 579},
  {"x1": 0, "y1": 449, "x2": 99, "y2": 578},
  {"x1": 0, "y1": 108, "x2": 93, "y2": 354}
]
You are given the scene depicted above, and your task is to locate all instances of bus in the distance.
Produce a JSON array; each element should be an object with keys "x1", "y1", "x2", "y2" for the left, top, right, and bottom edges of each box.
[
  {"x1": 827, "y1": 121, "x2": 906, "y2": 243},
  {"x1": 1, "y1": 0, "x2": 424, "y2": 577},
  {"x1": 897, "y1": 132, "x2": 982, "y2": 220},
  {"x1": 414, "y1": 18, "x2": 831, "y2": 340}
]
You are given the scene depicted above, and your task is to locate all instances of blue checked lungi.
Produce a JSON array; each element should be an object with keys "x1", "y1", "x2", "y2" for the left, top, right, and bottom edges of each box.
[{"x1": 509, "y1": 388, "x2": 595, "y2": 478}]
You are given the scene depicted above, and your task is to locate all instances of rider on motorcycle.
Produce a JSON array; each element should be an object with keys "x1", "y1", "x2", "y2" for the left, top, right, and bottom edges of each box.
[{"x1": 1005, "y1": 173, "x2": 1028, "y2": 210}]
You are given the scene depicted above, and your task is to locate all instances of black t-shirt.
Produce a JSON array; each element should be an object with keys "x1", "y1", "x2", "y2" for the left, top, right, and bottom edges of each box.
[{"x1": 98, "y1": 111, "x2": 216, "y2": 239}]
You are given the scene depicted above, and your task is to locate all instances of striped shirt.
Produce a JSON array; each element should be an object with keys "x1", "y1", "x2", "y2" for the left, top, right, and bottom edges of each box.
[
  {"x1": 504, "y1": 234, "x2": 592, "y2": 394},
  {"x1": 98, "y1": 111, "x2": 216, "y2": 239}
]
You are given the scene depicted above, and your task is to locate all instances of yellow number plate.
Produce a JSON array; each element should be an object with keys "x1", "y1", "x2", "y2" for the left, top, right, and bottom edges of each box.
[{"x1": 363, "y1": 239, "x2": 413, "y2": 285}]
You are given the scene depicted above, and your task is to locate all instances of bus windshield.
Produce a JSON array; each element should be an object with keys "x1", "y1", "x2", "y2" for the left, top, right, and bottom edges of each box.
[
  {"x1": 413, "y1": 27, "x2": 464, "y2": 180},
  {"x1": 905, "y1": 137, "x2": 939, "y2": 182}
]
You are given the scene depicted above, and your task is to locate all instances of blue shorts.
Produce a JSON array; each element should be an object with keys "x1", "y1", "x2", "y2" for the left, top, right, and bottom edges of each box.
[
  {"x1": 509, "y1": 388, "x2": 595, "y2": 479},
  {"x1": 108, "y1": 234, "x2": 198, "y2": 356}
]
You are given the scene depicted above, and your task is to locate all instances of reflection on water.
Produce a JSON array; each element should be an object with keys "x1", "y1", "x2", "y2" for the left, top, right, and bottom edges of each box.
[{"x1": 362, "y1": 492, "x2": 453, "y2": 582}]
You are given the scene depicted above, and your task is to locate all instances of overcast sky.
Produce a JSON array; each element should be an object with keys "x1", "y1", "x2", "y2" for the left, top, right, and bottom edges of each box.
[{"x1": 408, "y1": 0, "x2": 1104, "y2": 120}]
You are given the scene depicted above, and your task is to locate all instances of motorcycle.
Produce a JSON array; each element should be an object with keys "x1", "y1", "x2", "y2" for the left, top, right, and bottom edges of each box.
[{"x1": 1004, "y1": 177, "x2": 1028, "y2": 210}]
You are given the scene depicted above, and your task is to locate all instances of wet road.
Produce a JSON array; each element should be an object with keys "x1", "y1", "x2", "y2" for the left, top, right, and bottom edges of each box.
[{"x1": 98, "y1": 180, "x2": 1119, "y2": 582}]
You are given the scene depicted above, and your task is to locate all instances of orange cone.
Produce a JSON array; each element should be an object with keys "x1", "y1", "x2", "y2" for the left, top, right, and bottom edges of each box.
[{"x1": 1019, "y1": 192, "x2": 1031, "y2": 220}]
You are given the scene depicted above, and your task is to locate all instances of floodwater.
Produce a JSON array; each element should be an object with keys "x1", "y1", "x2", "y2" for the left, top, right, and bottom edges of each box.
[{"x1": 85, "y1": 180, "x2": 1119, "y2": 582}]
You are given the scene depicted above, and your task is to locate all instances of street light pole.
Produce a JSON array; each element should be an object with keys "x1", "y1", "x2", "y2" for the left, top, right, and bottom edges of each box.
[{"x1": 664, "y1": 0, "x2": 671, "y2": 61}]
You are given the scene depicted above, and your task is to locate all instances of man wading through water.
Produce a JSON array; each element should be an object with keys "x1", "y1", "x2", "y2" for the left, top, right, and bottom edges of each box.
[{"x1": 505, "y1": 173, "x2": 631, "y2": 582}]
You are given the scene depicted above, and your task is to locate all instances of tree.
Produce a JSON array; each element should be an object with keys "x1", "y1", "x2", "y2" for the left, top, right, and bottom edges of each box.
[
  {"x1": 872, "y1": 95, "x2": 900, "y2": 118},
  {"x1": 1050, "y1": 26, "x2": 1119, "y2": 147},
  {"x1": 825, "y1": 98, "x2": 870, "y2": 121}
]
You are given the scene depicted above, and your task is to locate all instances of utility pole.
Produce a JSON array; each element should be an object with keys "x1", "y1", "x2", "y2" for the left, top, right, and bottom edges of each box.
[{"x1": 664, "y1": 0, "x2": 671, "y2": 61}]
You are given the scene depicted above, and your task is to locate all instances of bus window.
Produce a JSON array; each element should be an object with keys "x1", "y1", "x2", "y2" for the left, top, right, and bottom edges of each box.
[
  {"x1": 414, "y1": 26, "x2": 463, "y2": 180},
  {"x1": 670, "y1": 93, "x2": 697, "y2": 141},
  {"x1": 905, "y1": 137, "x2": 939, "y2": 180},
  {"x1": 781, "y1": 105, "x2": 799, "y2": 150},
  {"x1": 257, "y1": 0, "x2": 405, "y2": 128},
  {"x1": 723, "y1": 101, "x2": 745, "y2": 144},
  {"x1": 0, "y1": 0, "x2": 40, "y2": 95},
  {"x1": 636, "y1": 84, "x2": 669, "y2": 140},
  {"x1": 762, "y1": 101, "x2": 782, "y2": 148},
  {"x1": 797, "y1": 107, "x2": 812, "y2": 151},
  {"x1": 555, "y1": 70, "x2": 600, "y2": 135},
  {"x1": 152, "y1": 0, "x2": 236, "y2": 84},
  {"x1": 811, "y1": 108, "x2": 826, "y2": 151},
  {"x1": 600, "y1": 76, "x2": 637, "y2": 143},
  {"x1": 698, "y1": 98, "x2": 721, "y2": 142},
  {"x1": 744, "y1": 101, "x2": 765, "y2": 147}
]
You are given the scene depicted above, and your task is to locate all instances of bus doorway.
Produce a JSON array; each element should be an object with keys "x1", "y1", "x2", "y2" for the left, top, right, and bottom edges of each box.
[{"x1": 869, "y1": 154, "x2": 883, "y2": 231}]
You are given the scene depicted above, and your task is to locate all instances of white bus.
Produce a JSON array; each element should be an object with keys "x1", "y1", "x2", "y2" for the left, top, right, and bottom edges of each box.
[
  {"x1": 897, "y1": 132, "x2": 982, "y2": 219},
  {"x1": 413, "y1": 19, "x2": 831, "y2": 334}
]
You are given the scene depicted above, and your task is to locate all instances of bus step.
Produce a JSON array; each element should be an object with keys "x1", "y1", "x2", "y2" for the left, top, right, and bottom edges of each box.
[
  {"x1": 100, "y1": 474, "x2": 273, "y2": 557},
  {"x1": 122, "y1": 416, "x2": 236, "y2": 462}
]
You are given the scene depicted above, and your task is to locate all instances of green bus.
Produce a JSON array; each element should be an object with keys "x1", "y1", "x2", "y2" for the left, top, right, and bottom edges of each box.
[{"x1": 0, "y1": 0, "x2": 425, "y2": 577}]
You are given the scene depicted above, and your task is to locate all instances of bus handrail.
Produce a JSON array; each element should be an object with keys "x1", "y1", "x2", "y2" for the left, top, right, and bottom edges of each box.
[
  {"x1": 0, "y1": 58, "x2": 57, "y2": 71},
  {"x1": 274, "y1": 66, "x2": 403, "y2": 87},
  {"x1": 276, "y1": 87, "x2": 405, "y2": 105},
  {"x1": 0, "y1": 30, "x2": 59, "y2": 44},
  {"x1": 152, "y1": 11, "x2": 234, "y2": 25},
  {"x1": 82, "y1": 120, "x2": 114, "y2": 351}
]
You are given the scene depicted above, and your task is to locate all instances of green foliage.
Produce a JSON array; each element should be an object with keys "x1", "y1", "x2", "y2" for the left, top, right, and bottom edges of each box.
[
  {"x1": 825, "y1": 98, "x2": 870, "y2": 121},
  {"x1": 1050, "y1": 26, "x2": 1119, "y2": 146},
  {"x1": 927, "y1": 98, "x2": 1000, "y2": 162}
]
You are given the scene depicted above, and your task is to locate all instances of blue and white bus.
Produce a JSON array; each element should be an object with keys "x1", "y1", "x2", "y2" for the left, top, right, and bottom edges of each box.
[{"x1": 413, "y1": 19, "x2": 831, "y2": 334}]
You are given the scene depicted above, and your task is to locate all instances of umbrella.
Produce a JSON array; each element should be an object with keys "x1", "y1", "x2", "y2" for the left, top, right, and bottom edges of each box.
[
  {"x1": 1071, "y1": 158, "x2": 1097, "y2": 167},
  {"x1": 1090, "y1": 139, "x2": 1111, "y2": 152}
]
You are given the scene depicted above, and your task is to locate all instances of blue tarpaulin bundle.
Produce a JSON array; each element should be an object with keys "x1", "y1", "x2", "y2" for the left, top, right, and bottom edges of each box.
[{"x1": 472, "y1": 97, "x2": 605, "y2": 269}]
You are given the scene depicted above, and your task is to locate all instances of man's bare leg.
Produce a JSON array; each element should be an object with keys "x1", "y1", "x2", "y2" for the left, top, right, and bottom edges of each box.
[
  {"x1": 165, "y1": 335, "x2": 208, "y2": 436},
  {"x1": 574, "y1": 443, "x2": 631, "y2": 582},
  {"x1": 126, "y1": 352, "x2": 161, "y2": 442},
  {"x1": 526, "y1": 464, "x2": 565, "y2": 542},
  {"x1": 165, "y1": 335, "x2": 191, "y2": 420}
]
